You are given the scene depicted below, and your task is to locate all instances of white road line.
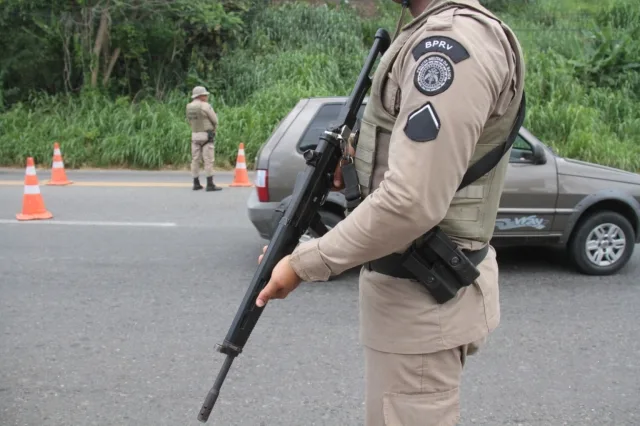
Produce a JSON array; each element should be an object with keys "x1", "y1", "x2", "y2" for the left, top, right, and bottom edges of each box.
[{"x1": 0, "y1": 219, "x2": 177, "y2": 227}]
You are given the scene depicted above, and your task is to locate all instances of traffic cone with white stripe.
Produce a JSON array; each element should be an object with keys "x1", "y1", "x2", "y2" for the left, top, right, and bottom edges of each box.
[
  {"x1": 16, "y1": 157, "x2": 53, "y2": 221},
  {"x1": 47, "y1": 142, "x2": 73, "y2": 185},
  {"x1": 230, "y1": 142, "x2": 252, "y2": 187}
]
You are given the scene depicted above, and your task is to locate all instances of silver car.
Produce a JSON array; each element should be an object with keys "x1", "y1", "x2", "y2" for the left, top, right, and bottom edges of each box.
[{"x1": 247, "y1": 96, "x2": 640, "y2": 275}]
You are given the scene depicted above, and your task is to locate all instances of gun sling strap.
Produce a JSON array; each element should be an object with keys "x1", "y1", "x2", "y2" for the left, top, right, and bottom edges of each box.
[{"x1": 364, "y1": 92, "x2": 526, "y2": 297}]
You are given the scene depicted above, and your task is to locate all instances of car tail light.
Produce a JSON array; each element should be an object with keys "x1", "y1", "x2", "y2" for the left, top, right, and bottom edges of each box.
[{"x1": 255, "y1": 169, "x2": 269, "y2": 202}]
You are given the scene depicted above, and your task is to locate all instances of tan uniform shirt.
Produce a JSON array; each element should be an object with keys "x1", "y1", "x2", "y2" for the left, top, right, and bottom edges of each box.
[
  {"x1": 289, "y1": 1, "x2": 523, "y2": 354},
  {"x1": 186, "y1": 99, "x2": 219, "y2": 142}
]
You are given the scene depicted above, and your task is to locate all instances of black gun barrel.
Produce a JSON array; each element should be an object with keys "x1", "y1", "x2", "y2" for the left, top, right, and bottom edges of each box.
[
  {"x1": 196, "y1": 27, "x2": 391, "y2": 423},
  {"x1": 334, "y1": 28, "x2": 391, "y2": 131},
  {"x1": 197, "y1": 354, "x2": 234, "y2": 422}
]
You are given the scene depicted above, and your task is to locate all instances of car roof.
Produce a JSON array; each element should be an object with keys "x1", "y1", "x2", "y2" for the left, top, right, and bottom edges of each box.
[
  {"x1": 303, "y1": 96, "x2": 532, "y2": 135},
  {"x1": 306, "y1": 96, "x2": 348, "y2": 102},
  {"x1": 304, "y1": 96, "x2": 369, "y2": 105}
]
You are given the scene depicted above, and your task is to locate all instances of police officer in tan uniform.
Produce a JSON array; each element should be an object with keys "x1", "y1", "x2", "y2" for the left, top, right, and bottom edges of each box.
[
  {"x1": 255, "y1": 0, "x2": 526, "y2": 424},
  {"x1": 186, "y1": 86, "x2": 222, "y2": 192}
]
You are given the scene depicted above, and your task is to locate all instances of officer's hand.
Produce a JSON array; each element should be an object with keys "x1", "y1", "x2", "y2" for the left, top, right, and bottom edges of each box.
[
  {"x1": 332, "y1": 143, "x2": 355, "y2": 191},
  {"x1": 258, "y1": 245, "x2": 267, "y2": 264},
  {"x1": 256, "y1": 245, "x2": 302, "y2": 308}
]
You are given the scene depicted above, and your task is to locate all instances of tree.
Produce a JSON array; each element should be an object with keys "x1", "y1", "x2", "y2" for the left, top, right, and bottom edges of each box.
[{"x1": 0, "y1": 0, "x2": 251, "y2": 106}]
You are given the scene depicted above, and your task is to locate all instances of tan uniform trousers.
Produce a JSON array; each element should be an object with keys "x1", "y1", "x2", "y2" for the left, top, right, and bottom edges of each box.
[
  {"x1": 358, "y1": 246, "x2": 497, "y2": 426},
  {"x1": 191, "y1": 140, "x2": 215, "y2": 178},
  {"x1": 364, "y1": 339, "x2": 483, "y2": 426}
]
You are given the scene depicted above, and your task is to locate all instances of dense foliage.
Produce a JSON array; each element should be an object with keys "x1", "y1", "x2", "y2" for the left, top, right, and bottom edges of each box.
[
  {"x1": 0, "y1": 0, "x2": 638, "y2": 171},
  {"x1": 0, "y1": 0, "x2": 252, "y2": 104}
]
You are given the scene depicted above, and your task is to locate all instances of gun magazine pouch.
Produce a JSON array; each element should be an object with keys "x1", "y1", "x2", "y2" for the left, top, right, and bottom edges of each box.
[{"x1": 364, "y1": 227, "x2": 489, "y2": 304}]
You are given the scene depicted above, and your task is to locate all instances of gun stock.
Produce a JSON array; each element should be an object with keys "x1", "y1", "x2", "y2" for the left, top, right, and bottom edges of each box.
[{"x1": 197, "y1": 28, "x2": 391, "y2": 423}]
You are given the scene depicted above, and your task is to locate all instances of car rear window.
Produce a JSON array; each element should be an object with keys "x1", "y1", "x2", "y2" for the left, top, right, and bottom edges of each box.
[{"x1": 298, "y1": 102, "x2": 365, "y2": 152}]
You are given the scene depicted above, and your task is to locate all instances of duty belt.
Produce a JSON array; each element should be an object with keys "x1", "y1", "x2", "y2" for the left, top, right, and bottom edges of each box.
[
  {"x1": 363, "y1": 227, "x2": 490, "y2": 304},
  {"x1": 364, "y1": 245, "x2": 488, "y2": 279}
]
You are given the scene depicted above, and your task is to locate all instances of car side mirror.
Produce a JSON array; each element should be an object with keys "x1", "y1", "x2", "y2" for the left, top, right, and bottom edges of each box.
[{"x1": 531, "y1": 143, "x2": 547, "y2": 165}]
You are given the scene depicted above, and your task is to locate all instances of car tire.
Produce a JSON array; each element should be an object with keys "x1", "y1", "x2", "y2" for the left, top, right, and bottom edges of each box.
[
  {"x1": 297, "y1": 209, "x2": 344, "y2": 281},
  {"x1": 568, "y1": 210, "x2": 635, "y2": 276},
  {"x1": 270, "y1": 197, "x2": 344, "y2": 243},
  {"x1": 269, "y1": 200, "x2": 346, "y2": 279},
  {"x1": 300, "y1": 209, "x2": 343, "y2": 242}
]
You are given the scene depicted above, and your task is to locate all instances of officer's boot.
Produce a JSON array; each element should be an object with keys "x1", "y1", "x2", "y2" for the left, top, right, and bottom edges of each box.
[
  {"x1": 193, "y1": 177, "x2": 203, "y2": 191},
  {"x1": 206, "y1": 176, "x2": 222, "y2": 192}
]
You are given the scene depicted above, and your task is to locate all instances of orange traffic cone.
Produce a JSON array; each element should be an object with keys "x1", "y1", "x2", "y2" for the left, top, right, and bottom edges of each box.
[
  {"x1": 16, "y1": 157, "x2": 53, "y2": 221},
  {"x1": 47, "y1": 142, "x2": 73, "y2": 185},
  {"x1": 230, "y1": 142, "x2": 253, "y2": 187}
]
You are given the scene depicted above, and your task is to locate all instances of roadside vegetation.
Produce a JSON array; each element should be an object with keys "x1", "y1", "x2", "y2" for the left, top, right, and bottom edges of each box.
[{"x1": 0, "y1": 0, "x2": 638, "y2": 171}]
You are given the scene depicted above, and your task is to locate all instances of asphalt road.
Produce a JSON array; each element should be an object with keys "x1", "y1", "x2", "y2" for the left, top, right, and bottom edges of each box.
[{"x1": 1, "y1": 168, "x2": 639, "y2": 426}]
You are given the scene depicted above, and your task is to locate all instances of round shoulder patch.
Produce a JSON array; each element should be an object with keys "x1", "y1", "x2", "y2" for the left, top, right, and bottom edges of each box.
[{"x1": 414, "y1": 55, "x2": 454, "y2": 96}]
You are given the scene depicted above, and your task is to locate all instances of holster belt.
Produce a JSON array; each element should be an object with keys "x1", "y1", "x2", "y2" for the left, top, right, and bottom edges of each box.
[
  {"x1": 365, "y1": 245, "x2": 488, "y2": 278},
  {"x1": 363, "y1": 227, "x2": 490, "y2": 304}
]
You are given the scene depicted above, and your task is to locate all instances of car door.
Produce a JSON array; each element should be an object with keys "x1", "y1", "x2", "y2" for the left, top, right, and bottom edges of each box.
[{"x1": 494, "y1": 131, "x2": 559, "y2": 239}]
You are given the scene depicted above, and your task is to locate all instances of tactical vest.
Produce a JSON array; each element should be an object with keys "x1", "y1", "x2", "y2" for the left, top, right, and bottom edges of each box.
[
  {"x1": 353, "y1": 0, "x2": 525, "y2": 245},
  {"x1": 186, "y1": 100, "x2": 215, "y2": 133}
]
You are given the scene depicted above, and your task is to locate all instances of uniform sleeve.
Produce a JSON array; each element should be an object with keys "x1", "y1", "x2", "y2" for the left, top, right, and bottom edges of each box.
[
  {"x1": 289, "y1": 19, "x2": 509, "y2": 282},
  {"x1": 204, "y1": 104, "x2": 218, "y2": 128}
]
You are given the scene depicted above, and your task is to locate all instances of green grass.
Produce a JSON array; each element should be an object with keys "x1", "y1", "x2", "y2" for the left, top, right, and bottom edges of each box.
[
  {"x1": 1, "y1": 0, "x2": 638, "y2": 172},
  {"x1": 501, "y1": 0, "x2": 640, "y2": 170}
]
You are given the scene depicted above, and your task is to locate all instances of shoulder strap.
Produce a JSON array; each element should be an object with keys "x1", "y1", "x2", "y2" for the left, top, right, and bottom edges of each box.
[{"x1": 457, "y1": 91, "x2": 526, "y2": 192}]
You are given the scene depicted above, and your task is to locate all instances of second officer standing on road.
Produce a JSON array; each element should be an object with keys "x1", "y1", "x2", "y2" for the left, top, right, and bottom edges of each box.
[
  {"x1": 186, "y1": 86, "x2": 222, "y2": 192},
  {"x1": 254, "y1": 0, "x2": 526, "y2": 425}
]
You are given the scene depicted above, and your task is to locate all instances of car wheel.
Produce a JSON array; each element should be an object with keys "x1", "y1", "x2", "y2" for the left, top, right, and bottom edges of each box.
[
  {"x1": 568, "y1": 211, "x2": 635, "y2": 275},
  {"x1": 296, "y1": 210, "x2": 344, "y2": 281}
]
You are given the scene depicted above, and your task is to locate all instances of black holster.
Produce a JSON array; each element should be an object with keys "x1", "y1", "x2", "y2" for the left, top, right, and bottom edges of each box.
[
  {"x1": 364, "y1": 226, "x2": 488, "y2": 304},
  {"x1": 206, "y1": 130, "x2": 215, "y2": 144}
]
